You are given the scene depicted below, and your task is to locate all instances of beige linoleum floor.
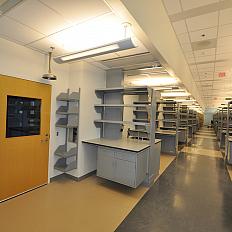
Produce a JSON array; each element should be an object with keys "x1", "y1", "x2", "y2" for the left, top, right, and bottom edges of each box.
[{"x1": 0, "y1": 154, "x2": 175, "y2": 232}]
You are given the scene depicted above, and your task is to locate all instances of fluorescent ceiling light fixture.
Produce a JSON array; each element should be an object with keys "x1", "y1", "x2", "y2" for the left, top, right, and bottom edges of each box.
[
  {"x1": 48, "y1": 13, "x2": 132, "y2": 53},
  {"x1": 174, "y1": 99, "x2": 196, "y2": 103},
  {"x1": 139, "y1": 65, "x2": 163, "y2": 71},
  {"x1": 54, "y1": 38, "x2": 135, "y2": 63},
  {"x1": 131, "y1": 76, "x2": 179, "y2": 87},
  {"x1": 161, "y1": 91, "x2": 190, "y2": 97}
]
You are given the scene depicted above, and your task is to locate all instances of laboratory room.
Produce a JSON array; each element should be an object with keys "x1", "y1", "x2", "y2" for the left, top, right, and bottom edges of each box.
[{"x1": 0, "y1": 0, "x2": 232, "y2": 232}]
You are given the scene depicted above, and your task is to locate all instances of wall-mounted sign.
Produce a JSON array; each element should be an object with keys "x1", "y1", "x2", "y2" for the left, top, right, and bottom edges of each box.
[{"x1": 218, "y1": 72, "x2": 226, "y2": 78}]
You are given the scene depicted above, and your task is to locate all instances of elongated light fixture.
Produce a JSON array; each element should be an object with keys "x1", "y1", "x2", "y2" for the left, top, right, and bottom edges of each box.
[{"x1": 54, "y1": 38, "x2": 135, "y2": 64}]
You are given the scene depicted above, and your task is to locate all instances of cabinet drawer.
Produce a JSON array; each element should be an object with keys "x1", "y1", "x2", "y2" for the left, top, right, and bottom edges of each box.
[
  {"x1": 115, "y1": 150, "x2": 136, "y2": 162},
  {"x1": 98, "y1": 147, "x2": 114, "y2": 157}
]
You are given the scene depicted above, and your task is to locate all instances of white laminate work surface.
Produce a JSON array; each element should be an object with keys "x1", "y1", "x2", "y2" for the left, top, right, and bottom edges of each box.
[
  {"x1": 82, "y1": 138, "x2": 161, "y2": 152},
  {"x1": 156, "y1": 130, "x2": 177, "y2": 135}
]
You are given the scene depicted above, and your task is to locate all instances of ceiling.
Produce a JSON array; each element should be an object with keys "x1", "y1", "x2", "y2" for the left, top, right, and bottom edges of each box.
[
  {"x1": 0, "y1": 0, "x2": 155, "y2": 70},
  {"x1": 162, "y1": 0, "x2": 232, "y2": 108}
]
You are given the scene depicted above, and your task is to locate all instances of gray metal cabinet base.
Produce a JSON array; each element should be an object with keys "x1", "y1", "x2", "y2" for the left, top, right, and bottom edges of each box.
[
  {"x1": 155, "y1": 134, "x2": 177, "y2": 155},
  {"x1": 227, "y1": 140, "x2": 232, "y2": 165},
  {"x1": 97, "y1": 147, "x2": 148, "y2": 188}
]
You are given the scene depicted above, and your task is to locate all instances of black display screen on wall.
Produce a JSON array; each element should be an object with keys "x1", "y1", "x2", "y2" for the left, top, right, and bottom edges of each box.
[{"x1": 6, "y1": 96, "x2": 41, "y2": 138}]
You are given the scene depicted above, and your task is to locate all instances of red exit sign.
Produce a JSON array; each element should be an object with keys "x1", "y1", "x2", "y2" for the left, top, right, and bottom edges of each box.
[{"x1": 218, "y1": 72, "x2": 226, "y2": 78}]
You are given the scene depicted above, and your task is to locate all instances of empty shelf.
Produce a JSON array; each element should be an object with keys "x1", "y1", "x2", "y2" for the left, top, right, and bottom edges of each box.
[
  {"x1": 57, "y1": 92, "x2": 80, "y2": 101},
  {"x1": 56, "y1": 106, "x2": 78, "y2": 115},
  {"x1": 94, "y1": 104, "x2": 150, "y2": 108},
  {"x1": 133, "y1": 110, "x2": 148, "y2": 113},
  {"x1": 56, "y1": 118, "x2": 78, "y2": 128},
  {"x1": 133, "y1": 101, "x2": 151, "y2": 105},
  {"x1": 133, "y1": 119, "x2": 149, "y2": 123},
  {"x1": 54, "y1": 145, "x2": 77, "y2": 158},
  {"x1": 56, "y1": 106, "x2": 69, "y2": 115},
  {"x1": 54, "y1": 158, "x2": 77, "y2": 172},
  {"x1": 94, "y1": 119, "x2": 150, "y2": 126}
]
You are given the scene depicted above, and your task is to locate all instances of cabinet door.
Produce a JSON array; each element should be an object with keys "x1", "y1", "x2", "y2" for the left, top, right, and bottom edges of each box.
[
  {"x1": 97, "y1": 148, "x2": 115, "y2": 180},
  {"x1": 115, "y1": 159, "x2": 136, "y2": 187}
]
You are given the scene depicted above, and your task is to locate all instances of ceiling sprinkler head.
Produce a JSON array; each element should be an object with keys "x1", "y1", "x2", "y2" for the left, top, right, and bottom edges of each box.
[{"x1": 42, "y1": 47, "x2": 57, "y2": 80}]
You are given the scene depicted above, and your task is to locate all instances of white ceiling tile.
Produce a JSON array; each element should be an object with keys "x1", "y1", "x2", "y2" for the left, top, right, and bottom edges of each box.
[
  {"x1": 218, "y1": 24, "x2": 232, "y2": 37},
  {"x1": 88, "y1": 61, "x2": 109, "y2": 70},
  {"x1": 92, "y1": 53, "x2": 119, "y2": 61},
  {"x1": 214, "y1": 66, "x2": 229, "y2": 72},
  {"x1": 189, "y1": 27, "x2": 217, "y2": 42},
  {"x1": 189, "y1": 64, "x2": 197, "y2": 70},
  {"x1": 116, "y1": 45, "x2": 148, "y2": 57},
  {"x1": 172, "y1": 20, "x2": 188, "y2": 34},
  {"x1": 180, "y1": 0, "x2": 219, "y2": 11},
  {"x1": 28, "y1": 37, "x2": 67, "y2": 56},
  {"x1": 198, "y1": 71, "x2": 214, "y2": 76},
  {"x1": 217, "y1": 35, "x2": 232, "y2": 47},
  {"x1": 197, "y1": 62, "x2": 214, "y2": 72},
  {"x1": 184, "y1": 51, "x2": 194, "y2": 58},
  {"x1": 215, "y1": 61, "x2": 232, "y2": 67},
  {"x1": 0, "y1": 16, "x2": 43, "y2": 45},
  {"x1": 102, "y1": 53, "x2": 154, "y2": 69},
  {"x1": 216, "y1": 53, "x2": 232, "y2": 60},
  {"x1": 6, "y1": 0, "x2": 71, "y2": 35},
  {"x1": 186, "y1": 57, "x2": 195, "y2": 63},
  {"x1": 181, "y1": 43, "x2": 192, "y2": 51},
  {"x1": 219, "y1": 8, "x2": 232, "y2": 25},
  {"x1": 194, "y1": 48, "x2": 216, "y2": 57},
  {"x1": 177, "y1": 33, "x2": 190, "y2": 44},
  {"x1": 195, "y1": 55, "x2": 215, "y2": 62},
  {"x1": 163, "y1": 0, "x2": 182, "y2": 15},
  {"x1": 40, "y1": 0, "x2": 110, "y2": 24},
  {"x1": 186, "y1": 12, "x2": 218, "y2": 32},
  {"x1": 200, "y1": 76, "x2": 214, "y2": 81},
  {"x1": 216, "y1": 45, "x2": 232, "y2": 54}
]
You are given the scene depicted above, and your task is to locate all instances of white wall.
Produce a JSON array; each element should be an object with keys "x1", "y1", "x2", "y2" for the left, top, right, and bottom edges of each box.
[
  {"x1": 0, "y1": 38, "x2": 69, "y2": 179},
  {"x1": 0, "y1": 38, "x2": 107, "y2": 179},
  {"x1": 204, "y1": 108, "x2": 217, "y2": 125},
  {"x1": 69, "y1": 62, "x2": 106, "y2": 178}
]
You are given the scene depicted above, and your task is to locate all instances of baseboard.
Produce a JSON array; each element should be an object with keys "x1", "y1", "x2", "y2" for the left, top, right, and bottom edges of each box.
[
  {"x1": 50, "y1": 170, "x2": 96, "y2": 182},
  {"x1": 0, "y1": 183, "x2": 47, "y2": 203}
]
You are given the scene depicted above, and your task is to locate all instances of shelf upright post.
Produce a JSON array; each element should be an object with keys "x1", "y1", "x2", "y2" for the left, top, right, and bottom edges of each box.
[
  {"x1": 176, "y1": 103, "x2": 180, "y2": 154},
  {"x1": 226, "y1": 102, "x2": 229, "y2": 160},
  {"x1": 145, "y1": 87, "x2": 159, "y2": 186},
  {"x1": 65, "y1": 89, "x2": 69, "y2": 151}
]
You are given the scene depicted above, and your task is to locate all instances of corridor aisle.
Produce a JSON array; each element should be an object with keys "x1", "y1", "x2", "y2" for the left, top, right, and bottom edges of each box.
[{"x1": 116, "y1": 127, "x2": 232, "y2": 232}]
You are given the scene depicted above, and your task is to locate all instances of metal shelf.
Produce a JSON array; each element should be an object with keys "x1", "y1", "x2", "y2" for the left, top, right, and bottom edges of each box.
[
  {"x1": 94, "y1": 104, "x2": 150, "y2": 108},
  {"x1": 94, "y1": 119, "x2": 150, "y2": 126},
  {"x1": 56, "y1": 106, "x2": 79, "y2": 115},
  {"x1": 54, "y1": 159, "x2": 77, "y2": 172},
  {"x1": 54, "y1": 145, "x2": 77, "y2": 158},
  {"x1": 57, "y1": 92, "x2": 80, "y2": 102}
]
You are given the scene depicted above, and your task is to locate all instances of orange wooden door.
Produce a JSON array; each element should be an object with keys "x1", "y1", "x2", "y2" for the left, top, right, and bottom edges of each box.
[{"x1": 0, "y1": 75, "x2": 51, "y2": 201}]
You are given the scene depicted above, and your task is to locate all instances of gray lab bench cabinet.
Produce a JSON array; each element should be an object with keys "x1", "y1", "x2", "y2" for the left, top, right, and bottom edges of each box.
[{"x1": 97, "y1": 146, "x2": 148, "y2": 188}]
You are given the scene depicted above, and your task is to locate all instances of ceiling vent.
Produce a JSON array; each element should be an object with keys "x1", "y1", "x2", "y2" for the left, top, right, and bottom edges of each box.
[
  {"x1": 192, "y1": 38, "x2": 217, "y2": 51},
  {"x1": 0, "y1": 0, "x2": 22, "y2": 15}
]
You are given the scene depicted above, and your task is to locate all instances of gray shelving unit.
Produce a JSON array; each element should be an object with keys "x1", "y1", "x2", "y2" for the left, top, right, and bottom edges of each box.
[
  {"x1": 156, "y1": 100, "x2": 180, "y2": 155},
  {"x1": 83, "y1": 83, "x2": 161, "y2": 188},
  {"x1": 54, "y1": 89, "x2": 80, "y2": 173},
  {"x1": 225, "y1": 101, "x2": 232, "y2": 164}
]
